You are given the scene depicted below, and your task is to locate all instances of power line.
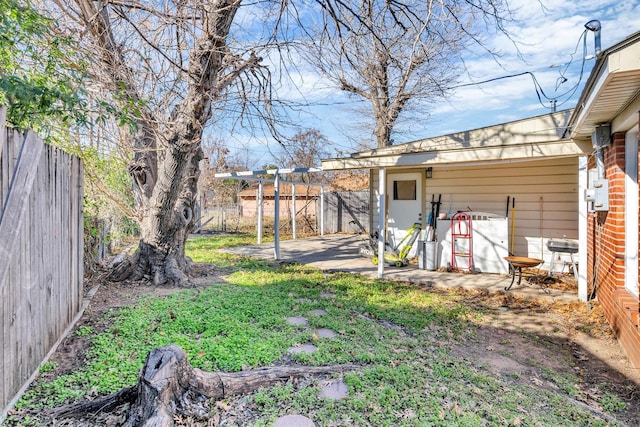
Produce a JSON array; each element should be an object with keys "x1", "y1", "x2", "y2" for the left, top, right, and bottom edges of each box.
[{"x1": 449, "y1": 29, "x2": 592, "y2": 111}]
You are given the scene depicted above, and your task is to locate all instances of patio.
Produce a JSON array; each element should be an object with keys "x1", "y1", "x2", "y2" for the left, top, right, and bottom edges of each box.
[{"x1": 223, "y1": 233, "x2": 577, "y2": 302}]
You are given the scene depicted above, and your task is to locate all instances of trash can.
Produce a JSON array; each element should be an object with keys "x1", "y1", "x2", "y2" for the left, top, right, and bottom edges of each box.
[{"x1": 418, "y1": 241, "x2": 437, "y2": 271}]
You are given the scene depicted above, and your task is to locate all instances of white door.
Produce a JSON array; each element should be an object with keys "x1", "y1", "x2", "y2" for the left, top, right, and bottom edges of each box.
[{"x1": 386, "y1": 172, "x2": 422, "y2": 257}]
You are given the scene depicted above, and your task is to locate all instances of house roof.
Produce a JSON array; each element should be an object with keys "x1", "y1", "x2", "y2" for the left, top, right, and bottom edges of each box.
[
  {"x1": 568, "y1": 31, "x2": 640, "y2": 141},
  {"x1": 322, "y1": 110, "x2": 591, "y2": 171}
]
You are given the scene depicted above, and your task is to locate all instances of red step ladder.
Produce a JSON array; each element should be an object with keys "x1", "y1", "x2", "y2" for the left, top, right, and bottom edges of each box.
[{"x1": 451, "y1": 212, "x2": 473, "y2": 271}]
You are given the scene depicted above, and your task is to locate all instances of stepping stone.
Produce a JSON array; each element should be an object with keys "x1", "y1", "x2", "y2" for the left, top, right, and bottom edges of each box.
[
  {"x1": 319, "y1": 380, "x2": 348, "y2": 400},
  {"x1": 287, "y1": 316, "x2": 308, "y2": 326},
  {"x1": 319, "y1": 292, "x2": 335, "y2": 299},
  {"x1": 309, "y1": 309, "x2": 327, "y2": 316},
  {"x1": 274, "y1": 414, "x2": 315, "y2": 427},
  {"x1": 315, "y1": 328, "x2": 337, "y2": 339},
  {"x1": 288, "y1": 343, "x2": 318, "y2": 355},
  {"x1": 295, "y1": 298, "x2": 311, "y2": 304}
]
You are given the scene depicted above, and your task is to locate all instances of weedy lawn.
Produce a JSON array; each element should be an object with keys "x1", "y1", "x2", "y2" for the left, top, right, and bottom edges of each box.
[{"x1": 6, "y1": 234, "x2": 634, "y2": 426}]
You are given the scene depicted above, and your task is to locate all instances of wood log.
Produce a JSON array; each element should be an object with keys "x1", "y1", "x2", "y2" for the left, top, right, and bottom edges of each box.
[{"x1": 50, "y1": 344, "x2": 359, "y2": 426}]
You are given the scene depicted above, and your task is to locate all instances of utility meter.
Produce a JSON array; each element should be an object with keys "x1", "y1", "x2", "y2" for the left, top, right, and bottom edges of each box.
[{"x1": 584, "y1": 179, "x2": 609, "y2": 211}]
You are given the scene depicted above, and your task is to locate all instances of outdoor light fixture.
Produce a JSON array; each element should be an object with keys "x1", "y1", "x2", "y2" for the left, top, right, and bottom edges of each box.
[
  {"x1": 584, "y1": 19, "x2": 601, "y2": 56},
  {"x1": 426, "y1": 167, "x2": 433, "y2": 179}
]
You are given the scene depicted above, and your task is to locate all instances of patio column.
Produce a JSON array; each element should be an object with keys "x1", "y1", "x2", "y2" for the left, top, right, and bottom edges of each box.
[
  {"x1": 625, "y1": 129, "x2": 639, "y2": 297},
  {"x1": 257, "y1": 180, "x2": 263, "y2": 245},
  {"x1": 578, "y1": 156, "x2": 588, "y2": 301},
  {"x1": 378, "y1": 167, "x2": 386, "y2": 278},
  {"x1": 292, "y1": 184, "x2": 297, "y2": 240},
  {"x1": 274, "y1": 171, "x2": 280, "y2": 260},
  {"x1": 320, "y1": 186, "x2": 325, "y2": 236}
]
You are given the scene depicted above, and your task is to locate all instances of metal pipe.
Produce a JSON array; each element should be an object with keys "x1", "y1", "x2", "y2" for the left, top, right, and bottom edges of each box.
[{"x1": 594, "y1": 148, "x2": 605, "y2": 180}]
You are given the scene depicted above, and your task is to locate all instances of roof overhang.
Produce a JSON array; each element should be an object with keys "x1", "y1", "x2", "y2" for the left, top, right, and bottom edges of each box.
[
  {"x1": 323, "y1": 110, "x2": 591, "y2": 171},
  {"x1": 568, "y1": 31, "x2": 640, "y2": 141}
]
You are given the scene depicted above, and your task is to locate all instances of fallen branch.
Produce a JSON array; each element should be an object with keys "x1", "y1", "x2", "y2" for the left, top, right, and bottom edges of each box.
[{"x1": 50, "y1": 344, "x2": 359, "y2": 426}]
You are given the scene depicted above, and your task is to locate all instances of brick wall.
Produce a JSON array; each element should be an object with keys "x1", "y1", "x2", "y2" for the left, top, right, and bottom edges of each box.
[{"x1": 588, "y1": 131, "x2": 640, "y2": 369}]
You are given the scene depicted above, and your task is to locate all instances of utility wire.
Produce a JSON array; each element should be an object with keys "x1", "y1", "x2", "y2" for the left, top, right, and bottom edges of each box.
[{"x1": 448, "y1": 29, "x2": 592, "y2": 111}]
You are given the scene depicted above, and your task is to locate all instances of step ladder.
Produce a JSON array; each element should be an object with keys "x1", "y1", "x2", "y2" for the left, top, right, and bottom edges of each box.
[{"x1": 451, "y1": 212, "x2": 473, "y2": 271}]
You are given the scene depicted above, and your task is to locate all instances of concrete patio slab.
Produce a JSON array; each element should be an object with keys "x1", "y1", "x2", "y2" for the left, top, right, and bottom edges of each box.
[{"x1": 222, "y1": 234, "x2": 576, "y2": 302}]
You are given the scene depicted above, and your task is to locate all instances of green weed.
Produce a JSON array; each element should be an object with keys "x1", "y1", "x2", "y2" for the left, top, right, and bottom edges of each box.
[{"x1": 7, "y1": 234, "x2": 628, "y2": 426}]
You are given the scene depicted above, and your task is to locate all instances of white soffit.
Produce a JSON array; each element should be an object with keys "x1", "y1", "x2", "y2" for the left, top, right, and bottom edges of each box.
[{"x1": 571, "y1": 33, "x2": 640, "y2": 140}]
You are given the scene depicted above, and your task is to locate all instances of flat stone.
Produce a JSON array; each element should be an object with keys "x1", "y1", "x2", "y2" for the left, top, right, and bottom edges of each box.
[
  {"x1": 274, "y1": 415, "x2": 315, "y2": 427},
  {"x1": 316, "y1": 328, "x2": 336, "y2": 339},
  {"x1": 319, "y1": 292, "x2": 335, "y2": 299},
  {"x1": 288, "y1": 343, "x2": 318, "y2": 354},
  {"x1": 319, "y1": 380, "x2": 348, "y2": 400},
  {"x1": 287, "y1": 316, "x2": 308, "y2": 326},
  {"x1": 309, "y1": 309, "x2": 327, "y2": 316}
]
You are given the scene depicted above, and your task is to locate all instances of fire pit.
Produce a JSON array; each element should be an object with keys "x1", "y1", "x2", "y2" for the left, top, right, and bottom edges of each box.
[{"x1": 503, "y1": 256, "x2": 544, "y2": 291}]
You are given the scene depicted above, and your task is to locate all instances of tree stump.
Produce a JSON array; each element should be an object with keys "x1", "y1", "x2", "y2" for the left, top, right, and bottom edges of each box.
[{"x1": 51, "y1": 344, "x2": 358, "y2": 426}]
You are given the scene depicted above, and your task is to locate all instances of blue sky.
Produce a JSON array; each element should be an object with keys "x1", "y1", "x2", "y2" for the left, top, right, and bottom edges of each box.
[{"x1": 219, "y1": 0, "x2": 640, "y2": 169}]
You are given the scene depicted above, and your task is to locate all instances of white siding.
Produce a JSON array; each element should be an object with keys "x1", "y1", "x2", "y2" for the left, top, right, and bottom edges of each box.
[
  {"x1": 369, "y1": 157, "x2": 579, "y2": 271},
  {"x1": 425, "y1": 157, "x2": 579, "y2": 270}
]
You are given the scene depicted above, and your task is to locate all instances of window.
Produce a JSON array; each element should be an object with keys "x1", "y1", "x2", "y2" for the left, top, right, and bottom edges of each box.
[{"x1": 393, "y1": 180, "x2": 416, "y2": 200}]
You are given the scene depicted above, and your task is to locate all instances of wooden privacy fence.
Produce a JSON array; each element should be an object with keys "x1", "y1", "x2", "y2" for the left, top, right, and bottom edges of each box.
[
  {"x1": 323, "y1": 191, "x2": 369, "y2": 234},
  {"x1": 0, "y1": 107, "x2": 84, "y2": 421}
]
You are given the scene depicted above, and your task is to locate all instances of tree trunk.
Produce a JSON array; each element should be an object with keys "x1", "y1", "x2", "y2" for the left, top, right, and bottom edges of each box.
[
  {"x1": 50, "y1": 345, "x2": 358, "y2": 426},
  {"x1": 79, "y1": 0, "x2": 247, "y2": 287},
  {"x1": 108, "y1": 144, "x2": 203, "y2": 286}
]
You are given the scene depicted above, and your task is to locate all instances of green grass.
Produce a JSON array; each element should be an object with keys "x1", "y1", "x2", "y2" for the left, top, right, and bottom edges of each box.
[{"x1": 8, "y1": 234, "x2": 628, "y2": 426}]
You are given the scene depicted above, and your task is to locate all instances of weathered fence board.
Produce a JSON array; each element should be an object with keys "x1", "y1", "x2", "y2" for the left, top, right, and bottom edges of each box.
[
  {"x1": 0, "y1": 131, "x2": 44, "y2": 285},
  {"x1": 0, "y1": 107, "x2": 84, "y2": 421},
  {"x1": 323, "y1": 191, "x2": 370, "y2": 234}
]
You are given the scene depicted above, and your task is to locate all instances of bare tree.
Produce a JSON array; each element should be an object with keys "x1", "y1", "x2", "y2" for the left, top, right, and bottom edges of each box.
[
  {"x1": 278, "y1": 128, "x2": 332, "y2": 181},
  {"x1": 200, "y1": 138, "x2": 250, "y2": 209},
  {"x1": 49, "y1": 0, "x2": 270, "y2": 285},
  {"x1": 43, "y1": 0, "x2": 514, "y2": 286},
  {"x1": 304, "y1": 0, "x2": 514, "y2": 148}
]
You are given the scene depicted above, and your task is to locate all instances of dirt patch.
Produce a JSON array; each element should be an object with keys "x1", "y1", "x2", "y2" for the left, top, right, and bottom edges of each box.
[
  {"x1": 449, "y1": 290, "x2": 640, "y2": 424},
  {"x1": 7, "y1": 267, "x2": 640, "y2": 426}
]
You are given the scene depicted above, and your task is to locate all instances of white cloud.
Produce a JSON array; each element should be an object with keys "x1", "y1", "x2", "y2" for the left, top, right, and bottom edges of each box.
[{"x1": 418, "y1": 0, "x2": 638, "y2": 138}]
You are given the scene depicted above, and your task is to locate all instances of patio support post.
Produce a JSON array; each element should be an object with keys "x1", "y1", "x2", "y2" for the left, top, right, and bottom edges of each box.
[
  {"x1": 257, "y1": 180, "x2": 263, "y2": 245},
  {"x1": 578, "y1": 156, "x2": 588, "y2": 301},
  {"x1": 292, "y1": 184, "x2": 297, "y2": 240},
  {"x1": 320, "y1": 186, "x2": 325, "y2": 236},
  {"x1": 378, "y1": 168, "x2": 386, "y2": 278},
  {"x1": 624, "y1": 130, "x2": 639, "y2": 297},
  {"x1": 274, "y1": 171, "x2": 280, "y2": 260}
]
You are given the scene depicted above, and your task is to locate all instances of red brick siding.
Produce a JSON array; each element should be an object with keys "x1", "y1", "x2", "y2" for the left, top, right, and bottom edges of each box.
[{"x1": 587, "y1": 130, "x2": 640, "y2": 369}]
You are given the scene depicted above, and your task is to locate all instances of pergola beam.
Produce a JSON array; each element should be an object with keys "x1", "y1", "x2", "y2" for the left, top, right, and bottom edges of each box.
[{"x1": 210, "y1": 167, "x2": 325, "y2": 260}]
